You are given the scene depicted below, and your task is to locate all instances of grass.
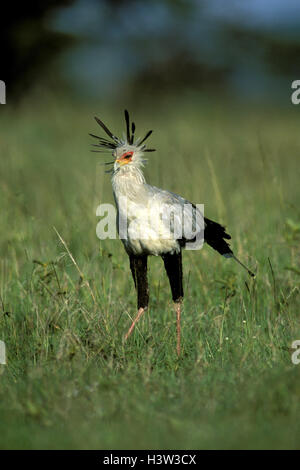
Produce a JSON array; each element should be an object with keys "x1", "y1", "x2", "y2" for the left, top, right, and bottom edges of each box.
[{"x1": 0, "y1": 90, "x2": 300, "y2": 449}]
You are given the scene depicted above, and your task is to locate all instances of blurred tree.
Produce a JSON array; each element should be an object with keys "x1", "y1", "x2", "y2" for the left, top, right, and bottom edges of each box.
[
  {"x1": 0, "y1": 0, "x2": 76, "y2": 97},
  {"x1": 3, "y1": 0, "x2": 300, "y2": 103}
]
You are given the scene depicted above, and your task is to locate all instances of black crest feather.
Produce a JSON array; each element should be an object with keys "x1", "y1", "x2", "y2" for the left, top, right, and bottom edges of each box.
[
  {"x1": 90, "y1": 110, "x2": 155, "y2": 154},
  {"x1": 124, "y1": 110, "x2": 131, "y2": 143},
  {"x1": 131, "y1": 122, "x2": 136, "y2": 144},
  {"x1": 94, "y1": 117, "x2": 119, "y2": 143},
  {"x1": 139, "y1": 130, "x2": 153, "y2": 145}
]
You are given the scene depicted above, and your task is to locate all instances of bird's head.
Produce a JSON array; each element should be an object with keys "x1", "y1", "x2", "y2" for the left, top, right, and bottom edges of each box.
[
  {"x1": 113, "y1": 144, "x2": 143, "y2": 171},
  {"x1": 90, "y1": 110, "x2": 155, "y2": 174}
]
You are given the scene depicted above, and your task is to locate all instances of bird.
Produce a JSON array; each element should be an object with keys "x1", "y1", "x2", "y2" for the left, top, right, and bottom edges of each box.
[{"x1": 90, "y1": 110, "x2": 254, "y2": 356}]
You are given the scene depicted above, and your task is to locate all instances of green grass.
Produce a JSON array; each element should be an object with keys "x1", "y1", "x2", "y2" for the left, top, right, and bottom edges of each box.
[{"x1": 0, "y1": 91, "x2": 300, "y2": 449}]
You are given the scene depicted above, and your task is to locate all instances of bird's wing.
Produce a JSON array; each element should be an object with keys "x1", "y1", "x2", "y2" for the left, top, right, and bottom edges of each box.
[{"x1": 144, "y1": 184, "x2": 204, "y2": 244}]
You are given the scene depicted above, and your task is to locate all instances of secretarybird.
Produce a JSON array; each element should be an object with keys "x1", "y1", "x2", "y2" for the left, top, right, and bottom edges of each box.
[{"x1": 91, "y1": 111, "x2": 254, "y2": 356}]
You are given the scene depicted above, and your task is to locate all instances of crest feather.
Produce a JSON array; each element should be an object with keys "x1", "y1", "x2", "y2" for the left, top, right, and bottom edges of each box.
[{"x1": 90, "y1": 110, "x2": 155, "y2": 154}]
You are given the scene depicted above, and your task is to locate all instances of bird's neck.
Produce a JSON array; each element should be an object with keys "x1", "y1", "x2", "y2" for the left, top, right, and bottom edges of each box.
[{"x1": 112, "y1": 165, "x2": 146, "y2": 202}]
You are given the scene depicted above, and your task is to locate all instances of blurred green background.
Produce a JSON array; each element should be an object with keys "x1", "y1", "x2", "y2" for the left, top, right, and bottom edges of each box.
[
  {"x1": 0, "y1": 0, "x2": 300, "y2": 450},
  {"x1": 3, "y1": 0, "x2": 300, "y2": 103}
]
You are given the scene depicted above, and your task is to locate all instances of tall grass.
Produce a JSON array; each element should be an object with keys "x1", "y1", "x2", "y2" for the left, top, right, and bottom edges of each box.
[{"x1": 0, "y1": 91, "x2": 299, "y2": 449}]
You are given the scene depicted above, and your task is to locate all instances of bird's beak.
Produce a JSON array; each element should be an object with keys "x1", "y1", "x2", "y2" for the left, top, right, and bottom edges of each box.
[
  {"x1": 116, "y1": 158, "x2": 129, "y2": 166},
  {"x1": 116, "y1": 151, "x2": 133, "y2": 166}
]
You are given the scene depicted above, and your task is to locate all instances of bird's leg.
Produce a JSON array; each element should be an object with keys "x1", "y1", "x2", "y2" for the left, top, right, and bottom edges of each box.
[
  {"x1": 129, "y1": 255, "x2": 137, "y2": 288},
  {"x1": 125, "y1": 255, "x2": 149, "y2": 341},
  {"x1": 124, "y1": 307, "x2": 146, "y2": 341},
  {"x1": 175, "y1": 301, "x2": 182, "y2": 357},
  {"x1": 162, "y1": 251, "x2": 184, "y2": 357}
]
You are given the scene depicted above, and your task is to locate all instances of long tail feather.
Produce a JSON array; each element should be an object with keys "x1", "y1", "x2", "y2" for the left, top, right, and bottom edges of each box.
[
  {"x1": 231, "y1": 255, "x2": 255, "y2": 277},
  {"x1": 204, "y1": 217, "x2": 255, "y2": 277}
]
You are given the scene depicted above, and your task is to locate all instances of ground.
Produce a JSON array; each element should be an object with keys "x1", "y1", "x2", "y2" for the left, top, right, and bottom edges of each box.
[{"x1": 0, "y1": 92, "x2": 299, "y2": 449}]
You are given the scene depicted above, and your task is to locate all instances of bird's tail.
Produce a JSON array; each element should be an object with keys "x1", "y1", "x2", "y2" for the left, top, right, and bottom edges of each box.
[
  {"x1": 204, "y1": 217, "x2": 232, "y2": 256},
  {"x1": 204, "y1": 217, "x2": 255, "y2": 278}
]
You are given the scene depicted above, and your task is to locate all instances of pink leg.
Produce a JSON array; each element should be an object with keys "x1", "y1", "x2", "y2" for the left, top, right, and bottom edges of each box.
[
  {"x1": 175, "y1": 302, "x2": 181, "y2": 356},
  {"x1": 124, "y1": 307, "x2": 146, "y2": 341}
]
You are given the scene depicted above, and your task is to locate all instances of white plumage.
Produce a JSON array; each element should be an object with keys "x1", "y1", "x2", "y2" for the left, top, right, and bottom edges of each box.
[{"x1": 112, "y1": 150, "x2": 203, "y2": 256}]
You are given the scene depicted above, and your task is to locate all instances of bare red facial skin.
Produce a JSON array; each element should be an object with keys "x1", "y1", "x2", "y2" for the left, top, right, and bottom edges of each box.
[{"x1": 120, "y1": 151, "x2": 133, "y2": 161}]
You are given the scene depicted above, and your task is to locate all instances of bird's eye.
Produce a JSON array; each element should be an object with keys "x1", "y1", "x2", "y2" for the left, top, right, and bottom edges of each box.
[{"x1": 121, "y1": 151, "x2": 133, "y2": 159}]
